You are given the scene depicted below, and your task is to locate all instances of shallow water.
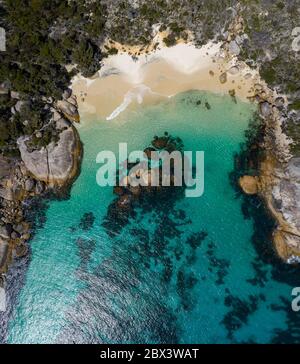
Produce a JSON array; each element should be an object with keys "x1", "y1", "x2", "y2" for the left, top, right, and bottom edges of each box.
[{"x1": 5, "y1": 91, "x2": 300, "y2": 343}]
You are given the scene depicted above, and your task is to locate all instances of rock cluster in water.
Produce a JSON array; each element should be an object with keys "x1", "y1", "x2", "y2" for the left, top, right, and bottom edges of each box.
[
  {"x1": 103, "y1": 133, "x2": 186, "y2": 235},
  {"x1": 114, "y1": 133, "x2": 184, "y2": 207}
]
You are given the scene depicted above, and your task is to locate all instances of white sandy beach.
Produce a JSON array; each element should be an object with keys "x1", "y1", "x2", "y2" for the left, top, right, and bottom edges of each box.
[{"x1": 71, "y1": 41, "x2": 261, "y2": 123}]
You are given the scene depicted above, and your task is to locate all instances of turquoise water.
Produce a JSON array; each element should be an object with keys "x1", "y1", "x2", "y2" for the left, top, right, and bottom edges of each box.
[{"x1": 5, "y1": 91, "x2": 300, "y2": 343}]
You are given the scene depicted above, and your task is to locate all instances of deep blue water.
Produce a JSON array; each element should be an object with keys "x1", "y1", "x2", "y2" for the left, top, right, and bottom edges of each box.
[{"x1": 2, "y1": 91, "x2": 300, "y2": 343}]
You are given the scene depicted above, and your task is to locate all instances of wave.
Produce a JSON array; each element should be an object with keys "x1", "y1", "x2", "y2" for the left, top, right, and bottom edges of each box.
[{"x1": 106, "y1": 84, "x2": 159, "y2": 121}]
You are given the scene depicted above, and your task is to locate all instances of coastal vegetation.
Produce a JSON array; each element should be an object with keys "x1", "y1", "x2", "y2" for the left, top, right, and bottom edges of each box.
[
  {"x1": 0, "y1": 0, "x2": 107, "y2": 153},
  {"x1": 0, "y1": 0, "x2": 298, "y2": 156}
]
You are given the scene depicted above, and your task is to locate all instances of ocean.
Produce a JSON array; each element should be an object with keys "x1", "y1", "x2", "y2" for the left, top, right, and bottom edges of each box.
[{"x1": 3, "y1": 90, "x2": 300, "y2": 344}]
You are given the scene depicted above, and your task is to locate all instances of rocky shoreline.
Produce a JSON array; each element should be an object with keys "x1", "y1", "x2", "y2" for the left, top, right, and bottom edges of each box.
[
  {"x1": 237, "y1": 61, "x2": 300, "y2": 263},
  {"x1": 219, "y1": 12, "x2": 300, "y2": 263},
  {"x1": 240, "y1": 95, "x2": 300, "y2": 263},
  {"x1": 0, "y1": 90, "x2": 82, "y2": 301}
]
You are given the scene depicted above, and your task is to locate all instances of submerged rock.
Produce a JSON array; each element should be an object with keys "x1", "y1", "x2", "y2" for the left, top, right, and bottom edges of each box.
[
  {"x1": 228, "y1": 66, "x2": 239, "y2": 75},
  {"x1": 117, "y1": 194, "x2": 133, "y2": 208},
  {"x1": 113, "y1": 186, "x2": 124, "y2": 196},
  {"x1": 152, "y1": 136, "x2": 168, "y2": 149},
  {"x1": 291, "y1": 27, "x2": 300, "y2": 37},
  {"x1": 35, "y1": 180, "x2": 45, "y2": 195},
  {"x1": 239, "y1": 175, "x2": 259, "y2": 195},
  {"x1": 144, "y1": 147, "x2": 156, "y2": 159},
  {"x1": 129, "y1": 185, "x2": 141, "y2": 196}
]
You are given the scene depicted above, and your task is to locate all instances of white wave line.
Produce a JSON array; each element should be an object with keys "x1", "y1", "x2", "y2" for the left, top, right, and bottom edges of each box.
[{"x1": 106, "y1": 84, "x2": 165, "y2": 121}]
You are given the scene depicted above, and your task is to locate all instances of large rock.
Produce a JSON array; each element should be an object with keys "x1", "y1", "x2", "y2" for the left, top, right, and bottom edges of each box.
[
  {"x1": 260, "y1": 102, "x2": 272, "y2": 118},
  {"x1": 292, "y1": 35, "x2": 300, "y2": 52},
  {"x1": 275, "y1": 158, "x2": 300, "y2": 233},
  {"x1": 17, "y1": 119, "x2": 82, "y2": 187},
  {"x1": 24, "y1": 178, "x2": 35, "y2": 192},
  {"x1": 239, "y1": 175, "x2": 259, "y2": 195}
]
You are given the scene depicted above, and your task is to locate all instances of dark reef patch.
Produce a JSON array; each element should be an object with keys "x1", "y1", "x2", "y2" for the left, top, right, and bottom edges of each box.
[
  {"x1": 76, "y1": 237, "x2": 96, "y2": 270},
  {"x1": 222, "y1": 292, "x2": 262, "y2": 341},
  {"x1": 79, "y1": 212, "x2": 95, "y2": 231},
  {"x1": 206, "y1": 241, "x2": 230, "y2": 286},
  {"x1": 176, "y1": 268, "x2": 198, "y2": 312},
  {"x1": 70, "y1": 212, "x2": 95, "y2": 232},
  {"x1": 270, "y1": 296, "x2": 300, "y2": 344},
  {"x1": 246, "y1": 257, "x2": 268, "y2": 288}
]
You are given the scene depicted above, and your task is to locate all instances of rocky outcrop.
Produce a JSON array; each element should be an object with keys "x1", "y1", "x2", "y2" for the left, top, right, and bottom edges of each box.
[
  {"x1": 262, "y1": 157, "x2": 300, "y2": 261},
  {"x1": 0, "y1": 157, "x2": 30, "y2": 201},
  {"x1": 239, "y1": 175, "x2": 259, "y2": 195},
  {"x1": 256, "y1": 91, "x2": 300, "y2": 262},
  {"x1": 0, "y1": 90, "x2": 82, "y2": 289},
  {"x1": 0, "y1": 156, "x2": 37, "y2": 276},
  {"x1": 18, "y1": 116, "x2": 82, "y2": 188},
  {"x1": 222, "y1": 11, "x2": 300, "y2": 264},
  {"x1": 56, "y1": 91, "x2": 80, "y2": 123}
]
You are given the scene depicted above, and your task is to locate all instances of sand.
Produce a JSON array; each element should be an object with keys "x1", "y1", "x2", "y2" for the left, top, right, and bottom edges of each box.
[{"x1": 71, "y1": 42, "x2": 260, "y2": 124}]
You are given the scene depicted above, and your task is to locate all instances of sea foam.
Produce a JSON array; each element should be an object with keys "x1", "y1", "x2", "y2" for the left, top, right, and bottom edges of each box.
[{"x1": 106, "y1": 84, "x2": 156, "y2": 121}]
